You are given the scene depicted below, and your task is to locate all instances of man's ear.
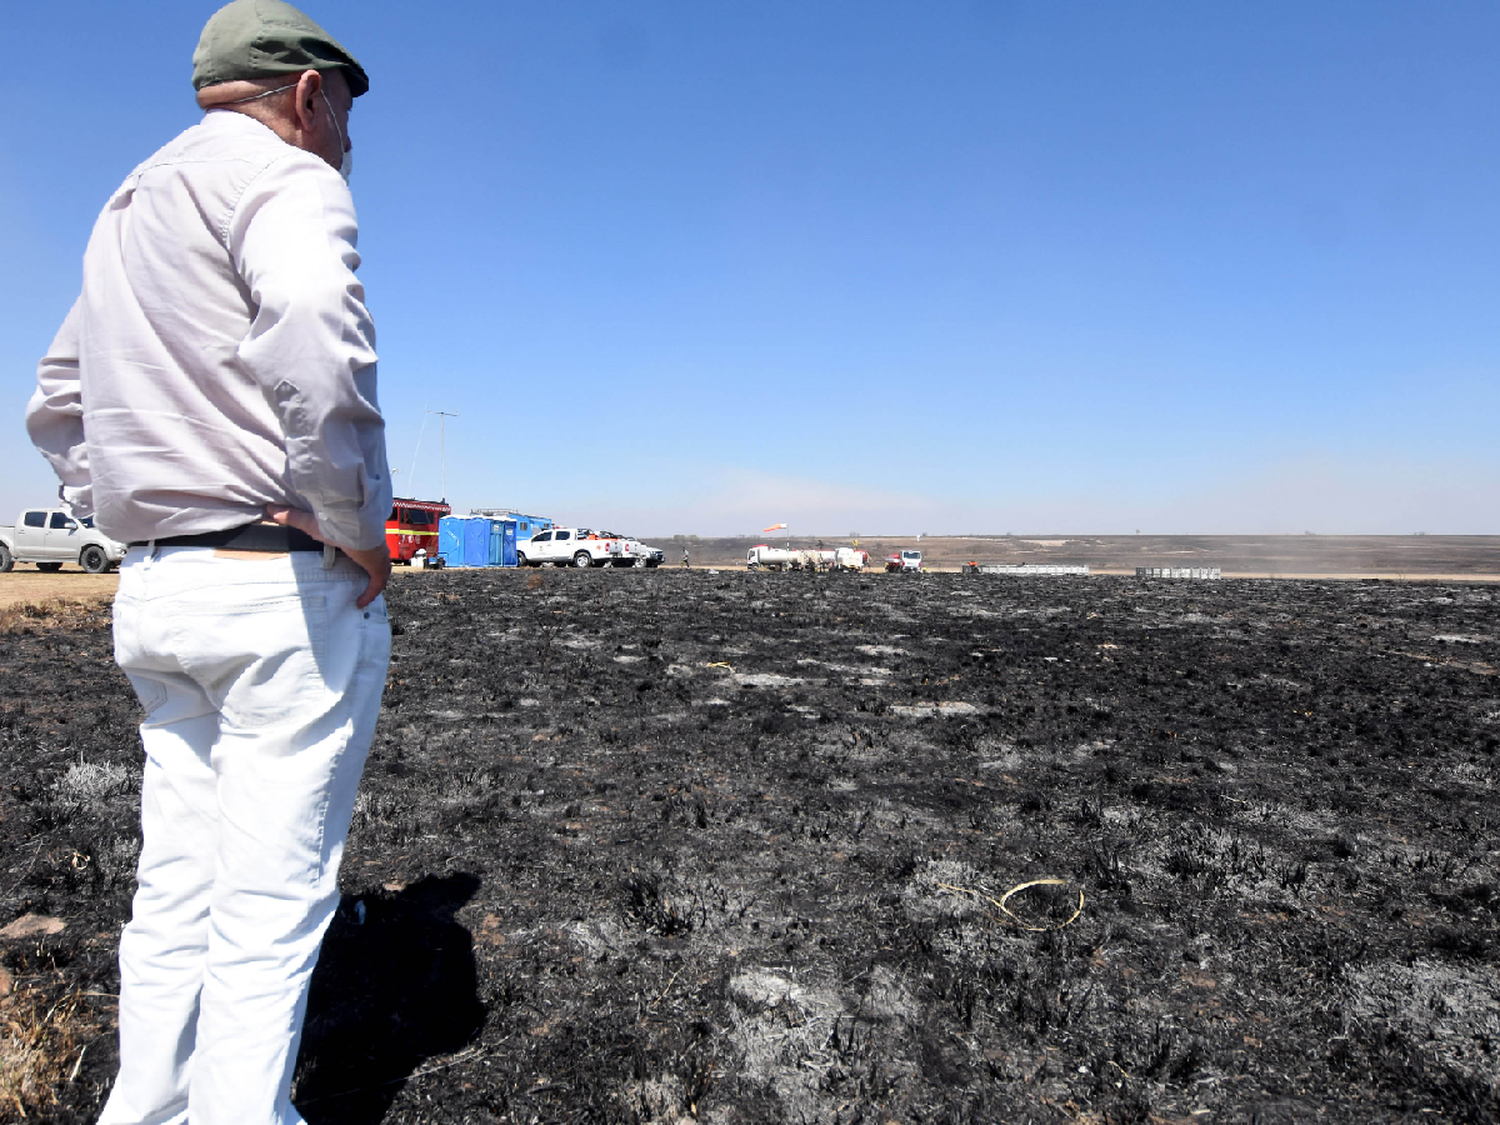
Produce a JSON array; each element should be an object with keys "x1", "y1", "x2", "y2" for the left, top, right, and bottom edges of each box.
[{"x1": 292, "y1": 68, "x2": 324, "y2": 133}]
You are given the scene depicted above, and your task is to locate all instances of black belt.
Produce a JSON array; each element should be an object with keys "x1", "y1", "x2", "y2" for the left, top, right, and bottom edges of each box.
[{"x1": 131, "y1": 523, "x2": 325, "y2": 552}]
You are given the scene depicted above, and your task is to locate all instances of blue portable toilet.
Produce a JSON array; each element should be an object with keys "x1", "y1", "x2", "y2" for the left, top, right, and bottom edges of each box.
[
  {"x1": 486, "y1": 518, "x2": 518, "y2": 566},
  {"x1": 464, "y1": 510, "x2": 545, "y2": 560},
  {"x1": 437, "y1": 517, "x2": 465, "y2": 567},
  {"x1": 463, "y1": 517, "x2": 490, "y2": 567}
]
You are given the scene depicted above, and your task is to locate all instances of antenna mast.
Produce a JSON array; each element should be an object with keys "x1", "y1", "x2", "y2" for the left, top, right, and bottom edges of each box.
[{"x1": 429, "y1": 409, "x2": 459, "y2": 502}]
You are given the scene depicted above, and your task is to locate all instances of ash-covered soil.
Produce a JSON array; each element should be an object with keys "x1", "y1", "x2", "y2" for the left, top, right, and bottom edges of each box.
[{"x1": 2, "y1": 571, "x2": 1497, "y2": 1124}]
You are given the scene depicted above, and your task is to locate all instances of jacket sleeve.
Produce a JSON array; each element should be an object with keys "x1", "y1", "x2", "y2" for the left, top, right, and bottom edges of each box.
[
  {"x1": 226, "y1": 153, "x2": 392, "y2": 550},
  {"x1": 26, "y1": 298, "x2": 94, "y2": 516}
]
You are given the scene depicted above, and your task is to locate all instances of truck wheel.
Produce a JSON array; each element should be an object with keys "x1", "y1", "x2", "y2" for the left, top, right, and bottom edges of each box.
[
  {"x1": 37, "y1": 562, "x2": 63, "y2": 573},
  {"x1": 0, "y1": 544, "x2": 11, "y2": 572},
  {"x1": 632, "y1": 557, "x2": 647, "y2": 568},
  {"x1": 573, "y1": 551, "x2": 593, "y2": 569},
  {"x1": 81, "y1": 546, "x2": 109, "y2": 574},
  {"x1": 516, "y1": 552, "x2": 528, "y2": 567}
]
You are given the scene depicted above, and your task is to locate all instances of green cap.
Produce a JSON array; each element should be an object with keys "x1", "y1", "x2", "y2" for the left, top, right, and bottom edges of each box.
[{"x1": 192, "y1": 0, "x2": 369, "y2": 98}]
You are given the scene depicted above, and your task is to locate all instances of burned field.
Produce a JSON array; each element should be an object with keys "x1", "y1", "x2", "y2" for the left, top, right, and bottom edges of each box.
[{"x1": 2, "y1": 571, "x2": 1498, "y2": 1123}]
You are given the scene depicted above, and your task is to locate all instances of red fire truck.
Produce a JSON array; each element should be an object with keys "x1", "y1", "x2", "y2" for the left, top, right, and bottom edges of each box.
[{"x1": 385, "y1": 497, "x2": 451, "y2": 565}]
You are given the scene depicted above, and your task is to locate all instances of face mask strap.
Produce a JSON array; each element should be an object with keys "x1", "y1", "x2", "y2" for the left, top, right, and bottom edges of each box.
[
  {"x1": 319, "y1": 91, "x2": 346, "y2": 156},
  {"x1": 319, "y1": 90, "x2": 352, "y2": 182},
  {"x1": 211, "y1": 81, "x2": 350, "y2": 181},
  {"x1": 219, "y1": 83, "x2": 297, "y2": 106}
]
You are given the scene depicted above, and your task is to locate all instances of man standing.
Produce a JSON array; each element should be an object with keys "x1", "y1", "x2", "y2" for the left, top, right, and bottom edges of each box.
[{"x1": 26, "y1": 2, "x2": 391, "y2": 1121}]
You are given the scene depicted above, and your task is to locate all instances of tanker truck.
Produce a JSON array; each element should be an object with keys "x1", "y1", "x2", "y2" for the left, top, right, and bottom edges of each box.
[{"x1": 746, "y1": 545, "x2": 867, "y2": 571}]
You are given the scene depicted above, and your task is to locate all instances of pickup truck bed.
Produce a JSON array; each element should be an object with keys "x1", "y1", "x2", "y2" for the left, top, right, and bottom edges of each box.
[{"x1": 517, "y1": 527, "x2": 664, "y2": 568}]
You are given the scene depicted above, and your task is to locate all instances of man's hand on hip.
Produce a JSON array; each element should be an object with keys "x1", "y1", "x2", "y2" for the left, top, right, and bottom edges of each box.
[{"x1": 265, "y1": 505, "x2": 391, "y2": 608}]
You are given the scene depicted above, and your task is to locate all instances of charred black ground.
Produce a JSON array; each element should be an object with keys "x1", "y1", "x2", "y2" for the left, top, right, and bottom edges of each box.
[{"x1": 2, "y1": 570, "x2": 1497, "y2": 1123}]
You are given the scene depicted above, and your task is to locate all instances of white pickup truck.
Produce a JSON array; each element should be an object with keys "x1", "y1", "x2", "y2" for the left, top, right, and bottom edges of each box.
[
  {"x1": 885, "y1": 549, "x2": 924, "y2": 573},
  {"x1": 0, "y1": 508, "x2": 129, "y2": 574},
  {"x1": 517, "y1": 528, "x2": 664, "y2": 568}
]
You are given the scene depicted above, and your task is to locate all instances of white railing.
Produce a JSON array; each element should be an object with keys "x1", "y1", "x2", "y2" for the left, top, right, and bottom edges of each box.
[{"x1": 1135, "y1": 566, "x2": 1221, "y2": 579}]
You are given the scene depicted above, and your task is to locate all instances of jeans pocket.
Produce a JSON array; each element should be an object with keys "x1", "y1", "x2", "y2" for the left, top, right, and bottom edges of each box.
[
  {"x1": 113, "y1": 597, "x2": 170, "y2": 717},
  {"x1": 211, "y1": 593, "x2": 332, "y2": 730},
  {"x1": 125, "y1": 674, "x2": 170, "y2": 718},
  {"x1": 355, "y1": 595, "x2": 392, "y2": 671}
]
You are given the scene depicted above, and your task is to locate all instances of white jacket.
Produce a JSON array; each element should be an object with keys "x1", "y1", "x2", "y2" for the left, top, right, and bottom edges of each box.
[{"x1": 26, "y1": 110, "x2": 391, "y2": 550}]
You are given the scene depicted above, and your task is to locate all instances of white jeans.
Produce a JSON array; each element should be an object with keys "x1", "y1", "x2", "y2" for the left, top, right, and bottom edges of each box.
[{"x1": 100, "y1": 546, "x2": 390, "y2": 1125}]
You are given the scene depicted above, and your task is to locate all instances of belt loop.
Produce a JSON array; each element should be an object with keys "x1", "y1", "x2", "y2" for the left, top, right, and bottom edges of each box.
[{"x1": 322, "y1": 544, "x2": 337, "y2": 570}]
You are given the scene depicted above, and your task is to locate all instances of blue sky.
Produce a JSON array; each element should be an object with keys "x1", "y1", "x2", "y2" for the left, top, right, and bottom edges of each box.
[{"x1": 4, "y1": 2, "x2": 1496, "y2": 536}]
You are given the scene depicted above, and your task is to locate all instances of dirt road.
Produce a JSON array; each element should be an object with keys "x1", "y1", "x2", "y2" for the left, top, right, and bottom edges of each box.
[
  {"x1": 0, "y1": 565, "x2": 444, "y2": 610},
  {"x1": 0, "y1": 570, "x2": 119, "y2": 608}
]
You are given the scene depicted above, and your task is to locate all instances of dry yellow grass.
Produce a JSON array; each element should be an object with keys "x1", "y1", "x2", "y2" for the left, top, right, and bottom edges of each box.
[
  {"x1": 0, "y1": 985, "x2": 103, "y2": 1119},
  {"x1": 0, "y1": 572, "x2": 118, "y2": 610},
  {"x1": 0, "y1": 597, "x2": 113, "y2": 636}
]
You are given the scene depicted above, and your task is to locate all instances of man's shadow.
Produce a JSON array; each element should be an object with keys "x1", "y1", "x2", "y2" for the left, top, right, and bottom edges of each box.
[{"x1": 293, "y1": 872, "x2": 486, "y2": 1124}]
